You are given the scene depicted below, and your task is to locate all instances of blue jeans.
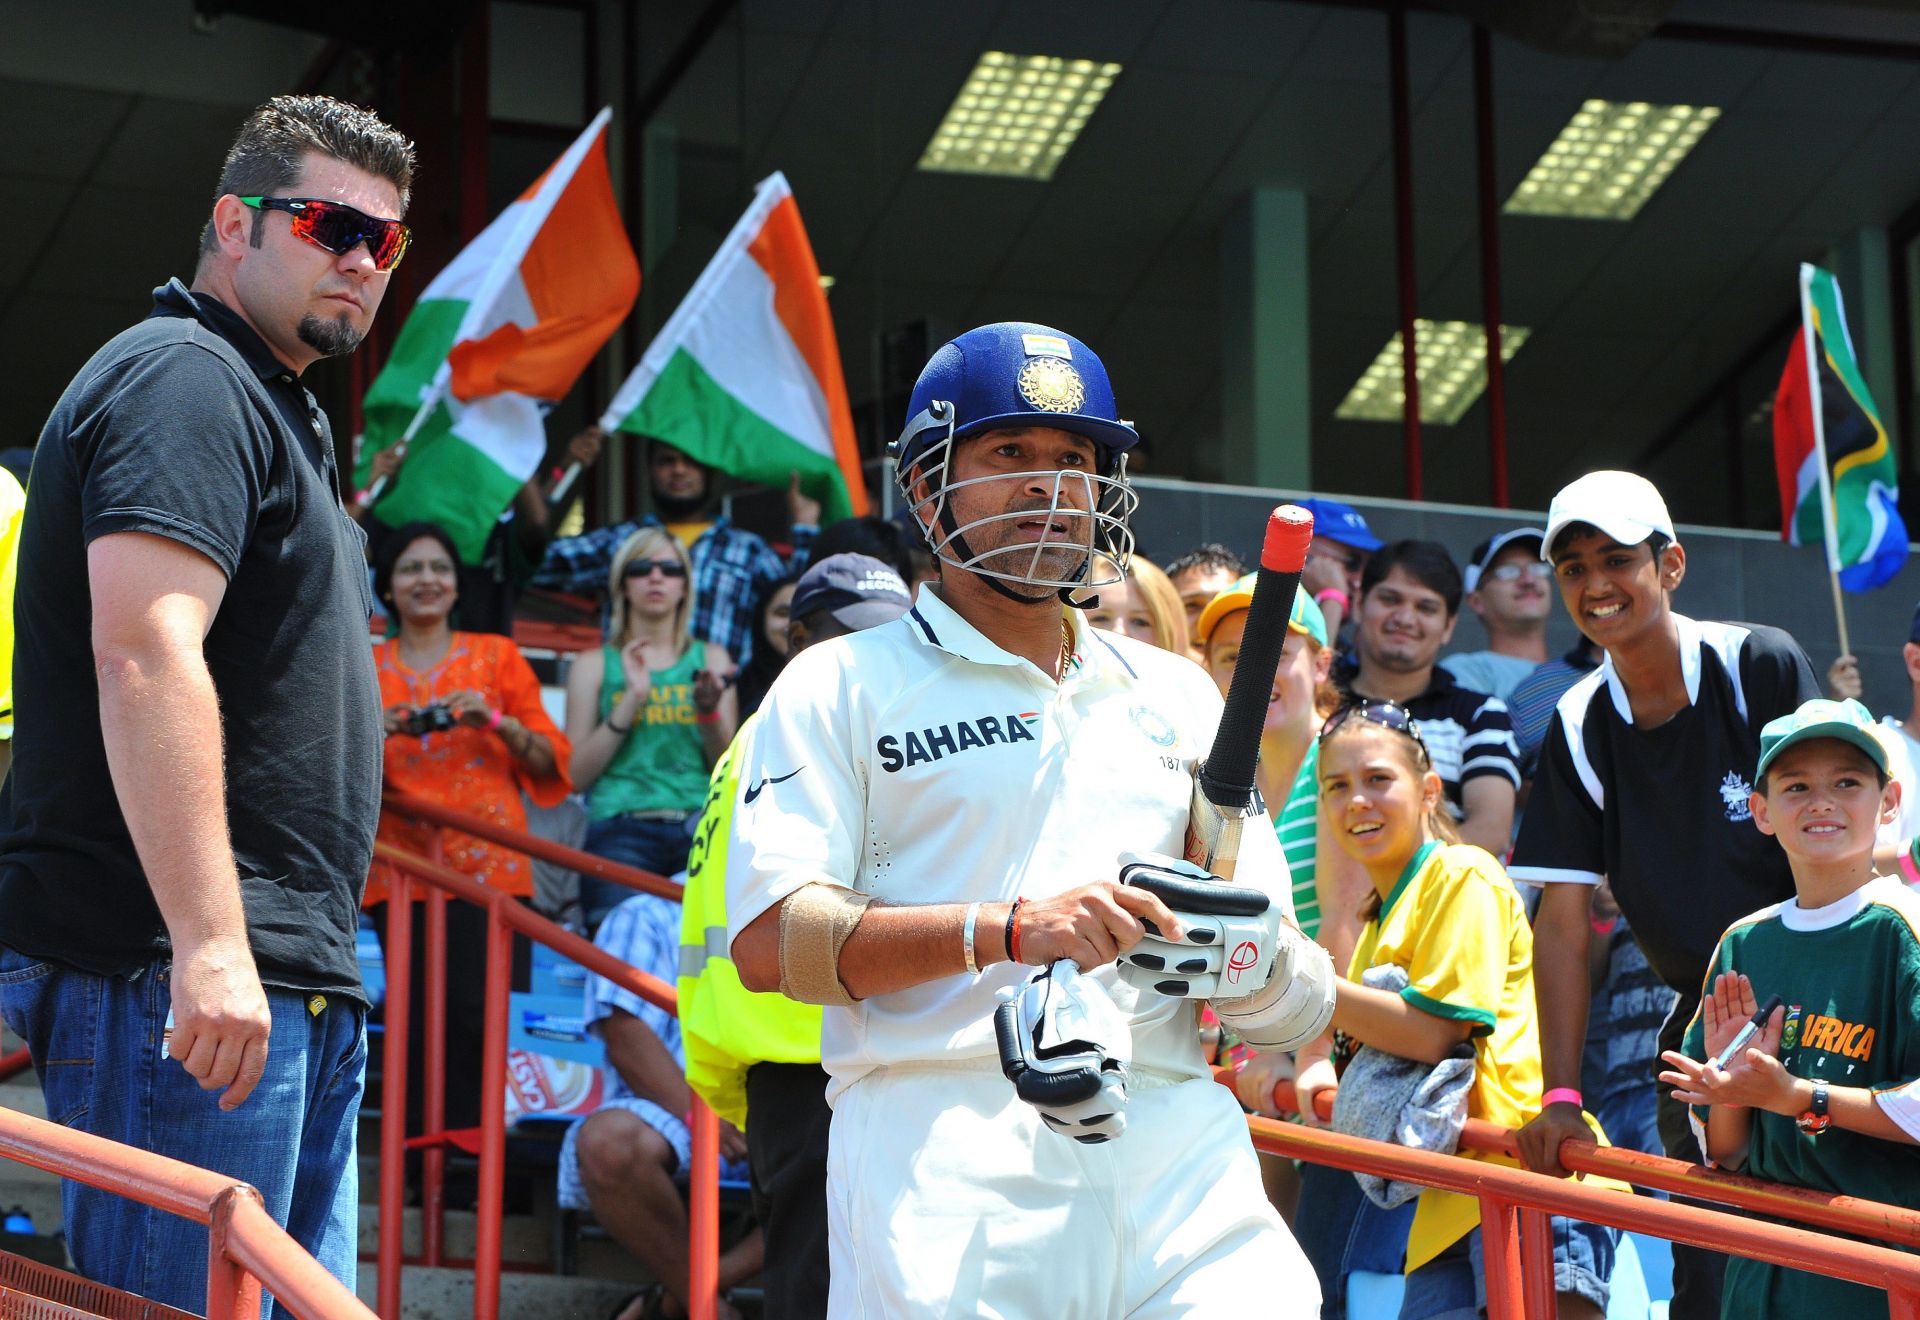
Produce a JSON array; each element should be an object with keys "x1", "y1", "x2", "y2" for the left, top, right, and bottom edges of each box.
[
  {"x1": 1397, "y1": 1217, "x2": 1615, "y2": 1320},
  {"x1": 1295, "y1": 1158, "x2": 1416, "y2": 1318},
  {"x1": 0, "y1": 947, "x2": 365, "y2": 1318},
  {"x1": 580, "y1": 813, "x2": 696, "y2": 930}
]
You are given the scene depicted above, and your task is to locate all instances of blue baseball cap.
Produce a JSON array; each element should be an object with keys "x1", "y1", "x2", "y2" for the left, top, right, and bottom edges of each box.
[
  {"x1": 894, "y1": 323, "x2": 1139, "y2": 474},
  {"x1": 1296, "y1": 498, "x2": 1383, "y2": 553}
]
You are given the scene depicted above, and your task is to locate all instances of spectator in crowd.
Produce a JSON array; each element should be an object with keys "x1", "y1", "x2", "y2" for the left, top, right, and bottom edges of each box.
[
  {"x1": 562, "y1": 891, "x2": 763, "y2": 1320},
  {"x1": 1086, "y1": 552, "x2": 1191, "y2": 655},
  {"x1": 679, "y1": 554, "x2": 914, "y2": 1320},
  {"x1": 355, "y1": 425, "x2": 605, "y2": 636},
  {"x1": 1511, "y1": 471, "x2": 1819, "y2": 1320},
  {"x1": 1441, "y1": 529, "x2": 1551, "y2": 701},
  {"x1": 1508, "y1": 635, "x2": 1601, "y2": 775},
  {"x1": 365, "y1": 521, "x2": 572, "y2": 1183},
  {"x1": 0, "y1": 95, "x2": 411, "y2": 1309},
  {"x1": 1334, "y1": 540, "x2": 1522, "y2": 857},
  {"x1": 566, "y1": 527, "x2": 738, "y2": 928},
  {"x1": 1297, "y1": 496, "x2": 1385, "y2": 647},
  {"x1": 1664, "y1": 697, "x2": 1920, "y2": 1319},
  {"x1": 1582, "y1": 880, "x2": 1675, "y2": 1160},
  {"x1": 531, "y1": 438, "x2": 818, "y2": 665},
  {"x1": 809, "y1": 512, "x2": 933, "y2": 590},
  {"x1": 732, "y1": 574, "x2": 797, "y2": 719},
  {"x1": 1824, "y1": 607, "x2": 1920, "y2": 866},
  {"x1": 1296, "y1": 702, "x2": 1613, "y2": 1320},
  {"x1": 1165, "y1": 542, "x2": 1244, "y2": 644}
]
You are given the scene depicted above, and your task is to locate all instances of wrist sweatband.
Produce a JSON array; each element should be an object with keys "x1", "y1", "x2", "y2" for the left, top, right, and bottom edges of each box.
[
  {"x1": 1542, "y1": 1088, "x2": 1583, "y2": 1109},
  {"x1": 777, "y1": 883, "x2": 872, "y2": 1006},
  {"x1": 696, "y1": 709, "x2": 721, "y2": 724},
  {"x1": 962, "y1": 902, "x2": 982, "y2": 975},
  {"x1": 487, "y1": 709, "x2": 505, "y2": 732},
  {"x1": 1589, "y1": 914, "x2": 1617, "y2": 936},
  {"x1": 1314, "y1": 588, "x2": 1350, "y2": 610}
]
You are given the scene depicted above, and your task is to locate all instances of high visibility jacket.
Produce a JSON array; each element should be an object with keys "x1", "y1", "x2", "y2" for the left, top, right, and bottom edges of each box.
[
  {"x1": 677, "y1": 713, "x2": 822, "y2": 1128},
  {"x1": 0, "y1": 467, "x2": 24, "y2": 739}
]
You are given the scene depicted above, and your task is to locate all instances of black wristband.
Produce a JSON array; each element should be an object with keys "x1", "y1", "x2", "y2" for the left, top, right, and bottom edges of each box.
[
  {"x1": 1004, "y1": 898, "x2": 1023, "y2": 965},
  {"x1": 607, "y1": 713, "x2": 633, "y2": 736}
]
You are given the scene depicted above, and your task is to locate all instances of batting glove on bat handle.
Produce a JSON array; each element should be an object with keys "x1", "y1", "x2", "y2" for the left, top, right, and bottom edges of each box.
[{"x1": 1114, "y1": 852, "x2": 1278, "y2": 1000}]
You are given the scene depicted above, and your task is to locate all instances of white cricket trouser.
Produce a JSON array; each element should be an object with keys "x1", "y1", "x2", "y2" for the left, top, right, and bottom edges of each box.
[{"x1": 823, "y1": 1058, "x2": 1321, "y2": 1318}]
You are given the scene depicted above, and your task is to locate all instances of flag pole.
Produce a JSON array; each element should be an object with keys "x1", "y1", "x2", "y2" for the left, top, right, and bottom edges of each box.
[
  {"x1": 1800, "y1": 262, "x2": 1852, "y2": 658},
  {"x1": 361, "y1": 380, "x2": 449, "y2": 507}
]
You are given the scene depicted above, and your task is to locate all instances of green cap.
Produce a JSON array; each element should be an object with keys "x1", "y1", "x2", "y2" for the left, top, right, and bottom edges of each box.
[
  {"x1": 1754, "y1": 698, "x2": 1888, "y2": 783},
  {"x1": 1194, "y1": 574, "x2": 1327, "y2": 649}
]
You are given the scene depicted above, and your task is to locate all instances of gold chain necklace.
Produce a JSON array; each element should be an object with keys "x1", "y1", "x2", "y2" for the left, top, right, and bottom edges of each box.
[{"x1": 1058, "y1": 618, "x2": 1075, "y2": 683}]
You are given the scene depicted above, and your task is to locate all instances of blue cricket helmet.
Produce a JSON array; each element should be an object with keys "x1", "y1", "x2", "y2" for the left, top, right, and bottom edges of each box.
[{"x1": 893, "y1": 322, "x2": 1140, "y2": 475}]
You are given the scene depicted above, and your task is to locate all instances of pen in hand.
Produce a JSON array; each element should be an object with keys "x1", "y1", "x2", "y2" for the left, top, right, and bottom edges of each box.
[{"x1": 1709, "y1": 993, "x2": 1783, "y2": 1070}]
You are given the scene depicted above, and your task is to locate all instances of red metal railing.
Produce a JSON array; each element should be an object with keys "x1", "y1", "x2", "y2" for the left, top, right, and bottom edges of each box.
[
  {"x1": 1228, "y1": 1073, "x2": 1920, "y2": 1316},
  {"x1": 373, "y1": 790, "x2": 717, "y2": 1320},
  {"x1": 0, "y1": 1103, "x2": 377, "y2": 1319},
  {"x1": 0, "y1": 1047, "x2": 31, "y2": 1084}
]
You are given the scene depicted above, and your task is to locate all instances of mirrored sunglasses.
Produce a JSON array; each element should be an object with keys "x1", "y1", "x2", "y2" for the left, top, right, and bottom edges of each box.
[{"x1": 239, "y1": 196, "x2": 412, "y2": 272}]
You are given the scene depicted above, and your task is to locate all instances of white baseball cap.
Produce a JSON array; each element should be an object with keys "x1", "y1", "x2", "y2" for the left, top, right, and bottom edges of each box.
[{"x1": 1541, "y1": 471, "x2": 1677, "y2": 559}]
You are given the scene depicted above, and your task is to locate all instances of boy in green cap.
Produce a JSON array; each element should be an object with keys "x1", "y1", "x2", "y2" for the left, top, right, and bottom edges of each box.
[{"x1": 1661, "y1": 697, "x2": 1920, "y2": 1319}]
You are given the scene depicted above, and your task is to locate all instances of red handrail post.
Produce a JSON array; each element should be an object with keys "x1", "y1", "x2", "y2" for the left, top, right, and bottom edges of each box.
[
  {"x1": 1519, "y1": 1207, "x2": 1557, "y2": 1318},
  {"x1": 474, "y1": 898, "x2": 512, "y2": 1320},
  {"x1": 688, "y1": 1098, "x2": 721, "y2": 1320},
  {"x1": 1894, "y1": 1285, "x2": 1920, "y2": 1320},
  {"x1": 378, "y1": 871, "x2": 414, "y2": 1318},
  {"x1": 1479, "y1": 1194, "x2": 1525, "y2": 1320},
  {"x1": 204, "y1": 1186, "x2": 264, "y2": 1320},
  {"x1": 423, "y1": 843, "x2": 450, "y2": 1268}
]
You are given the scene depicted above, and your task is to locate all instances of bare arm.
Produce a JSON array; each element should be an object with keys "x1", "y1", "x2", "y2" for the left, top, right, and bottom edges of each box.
[
  {"x1": 1313, "y1": 813, "x2": 1369, "y2": 975},
  {"x1": 732, "y1": 883, "x2": 1183, "y2": 1000},
  {"x1": 1331, "y1": 978, "x2": 1475, "y2": 1065},
  {"x1": 565, "y1": 648, "x2": 642, "y2": 790},
  {"x1": 89, "y1": 532, "x2": 269, "y2": 1110},
  {"x1": 1457, "y1": 777, "x2": 1517, "y2": 857},
  {"x1": 600, "y1": 1008, "x2": 693, "y2": 1115},
  {"x1": 695, "y1": 644, "x2": 738, "y2": 767},
  {"x1": 1514, "y1": 880, "x2": 1595, "y2": 1176}
]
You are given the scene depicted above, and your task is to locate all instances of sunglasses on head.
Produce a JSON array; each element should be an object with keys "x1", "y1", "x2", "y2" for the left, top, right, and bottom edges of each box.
[
  {"x1": 623, "y1": 558, "x2": 688, "y2": 580},
  {"x1": 1321, "y1": 699, "x2": 1430, "y2": 761},
  {"x1": 239, "y1": 196, "x2": 412, "y2": 272}
]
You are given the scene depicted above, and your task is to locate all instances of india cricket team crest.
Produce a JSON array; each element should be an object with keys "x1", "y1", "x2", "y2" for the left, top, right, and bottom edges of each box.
[
  {"x1": 1782, "y1": 1004, "x2": 1803, "y2": 1051},
  {"x1": 1719, "y1": 770, "x2": 1753, "y2": 822},
  {"x1": 1017, "y1": 356, "x2": 1087, "y2": 413},
  {"x1": 1130, "y1": 704, "x2": 1178, "y2": 748}
]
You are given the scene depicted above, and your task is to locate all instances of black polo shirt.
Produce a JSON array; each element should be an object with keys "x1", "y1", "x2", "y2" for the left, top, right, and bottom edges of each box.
[
  {"x1": 1510, "y1": 615, "x2": 1819, "y2": 994},
  {"x1": 0, "y1": 279, "x2": 382, "y2": 1000}
]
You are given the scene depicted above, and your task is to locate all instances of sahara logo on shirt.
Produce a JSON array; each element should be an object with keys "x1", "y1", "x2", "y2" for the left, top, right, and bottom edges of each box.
[
  {"x1": 1719, "y1": 770, "x2": 1754, "y2": 822},
  {"x1": 877, "y1": 712, "x2": 1039, "y2": 772}
]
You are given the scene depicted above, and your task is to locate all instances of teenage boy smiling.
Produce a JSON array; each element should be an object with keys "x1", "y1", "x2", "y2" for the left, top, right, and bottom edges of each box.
[{"x1": 1509, "y1": 471, "x2": 1820, "y2": 1320}]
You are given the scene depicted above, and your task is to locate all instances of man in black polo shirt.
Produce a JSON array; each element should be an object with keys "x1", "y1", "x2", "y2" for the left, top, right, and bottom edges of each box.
[
  {"x1": 0, "y1": 96, "x2": 412, "y2": 1310},
  {"x1": 1334, "y1": 538, "x2": 1523, "y2": 856},
  {"x1": 1510, "y1": 471, "x2": 1818, "y2": 1320}
]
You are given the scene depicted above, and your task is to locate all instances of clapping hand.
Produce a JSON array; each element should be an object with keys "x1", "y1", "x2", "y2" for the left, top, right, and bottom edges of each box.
[
  {"x1": 1658, "y1": 971, "x2": 1791, "y2": 1111},
  {"x1": 693, "y1": 667, "x2": 734, "y2": 714}
]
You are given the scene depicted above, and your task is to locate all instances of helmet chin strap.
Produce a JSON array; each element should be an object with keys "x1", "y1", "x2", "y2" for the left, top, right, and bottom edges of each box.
[{"x1": 932, "y1": 493, "x2": 1064, "y2": 606}]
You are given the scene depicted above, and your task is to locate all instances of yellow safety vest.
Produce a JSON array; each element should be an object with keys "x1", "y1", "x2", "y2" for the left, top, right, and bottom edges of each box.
[
  {"x1": 0, "y1": 467, "x2": 24, "y2": 739},
  {"x1": 677, "y1": 712, "x2": 823, "y2": 1128}
]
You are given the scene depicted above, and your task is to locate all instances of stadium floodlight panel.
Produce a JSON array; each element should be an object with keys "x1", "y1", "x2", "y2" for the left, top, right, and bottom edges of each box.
[
  {"x1": 1334, "y1": 320, "x2": 1530, "y2": 426},
  {"x1": 1504, "y1": 99, "x2": 1721, "y2": 220},
  {"x1": 917, "y1": 52, "x2": 1122, "y2": 181}
]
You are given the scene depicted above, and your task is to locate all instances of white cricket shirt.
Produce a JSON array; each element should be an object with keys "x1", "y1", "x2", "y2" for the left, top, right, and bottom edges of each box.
[{"x1": 726, "y1": 586, "x2": 1295, "y2": 1104}]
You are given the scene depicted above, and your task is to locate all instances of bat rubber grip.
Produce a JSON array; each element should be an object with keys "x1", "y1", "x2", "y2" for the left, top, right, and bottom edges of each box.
[{"x1": 1261, "y1": 504, "x2": 1315, "y2": 574}]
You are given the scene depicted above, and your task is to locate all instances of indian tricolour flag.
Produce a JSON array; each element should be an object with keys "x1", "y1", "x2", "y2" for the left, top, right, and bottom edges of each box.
[
  {"x1": 601, "y1": 172, "x2": 867, "y2": 521},
  {"x1": 357, "y1": 107, "x2": 639, "y2": 561},
  {"x1": 1773, "y1": 262, "x2": 1908, "y2": 591}
]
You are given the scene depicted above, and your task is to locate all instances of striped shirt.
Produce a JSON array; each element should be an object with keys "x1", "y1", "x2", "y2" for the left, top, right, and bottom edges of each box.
[
  {"x1": 1334, "y1": 660, "x2": 1524, "y2": 817},
  {"x1": 1278, "y1": 741, "x2": 1321, "y2": 941}
]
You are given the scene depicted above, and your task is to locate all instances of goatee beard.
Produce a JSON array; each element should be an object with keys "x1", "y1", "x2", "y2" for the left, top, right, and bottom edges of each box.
[
  {"x1": 298, "y1": 311, "x2": 365, "y2": 358},
  {"x1": 654, "y1": 491, "x2": 708, "y2": 521}
]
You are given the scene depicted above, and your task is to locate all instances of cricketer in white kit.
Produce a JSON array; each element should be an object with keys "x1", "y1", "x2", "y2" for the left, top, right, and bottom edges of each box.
[{"x1": 727, "y1": 322, "x2": 1327, "y2": 1318}]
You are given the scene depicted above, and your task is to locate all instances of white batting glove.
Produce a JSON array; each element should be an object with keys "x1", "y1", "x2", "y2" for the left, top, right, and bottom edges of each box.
[
  {"x1": 994, "y1": 960, "x2": 1131, "y2": 1143},
  {"x1": 1115, "y1": 852, "x2": 1279, "y2": 1000}
]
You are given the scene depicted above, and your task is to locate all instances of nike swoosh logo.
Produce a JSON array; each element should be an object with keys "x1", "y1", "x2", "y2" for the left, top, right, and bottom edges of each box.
[{"x1": 744, "y1": 767, "x2": 804, "y2": 803}]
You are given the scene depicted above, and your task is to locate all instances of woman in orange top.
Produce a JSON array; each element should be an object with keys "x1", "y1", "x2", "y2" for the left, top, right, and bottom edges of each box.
[
  {"x1": 368, "y1": 522, "x2": 572, "y2": 904},
  {"x1": 366, "y1": 522, "x2": 572, "y2": 1199}
]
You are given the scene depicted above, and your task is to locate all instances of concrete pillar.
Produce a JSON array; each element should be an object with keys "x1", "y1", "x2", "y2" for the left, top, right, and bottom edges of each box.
[{"x1": 1218, "y1": 187, "x2": 1311, "y2": 488}]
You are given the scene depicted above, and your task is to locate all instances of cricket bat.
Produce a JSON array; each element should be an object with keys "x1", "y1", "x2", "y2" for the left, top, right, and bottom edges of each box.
[{"x1": 1183, "y1": 505, "x2": 1316, "y2": 880}]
